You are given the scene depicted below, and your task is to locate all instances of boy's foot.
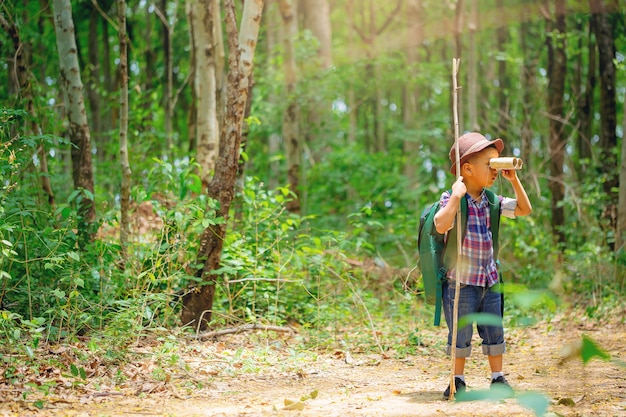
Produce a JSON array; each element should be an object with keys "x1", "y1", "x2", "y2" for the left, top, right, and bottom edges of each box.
[
  {"x1": 443, "y1": 377, "x2": 466, "y2": 400},
  {"x1": 490, "y1": 375, "x2": 514, "y2": 396}
]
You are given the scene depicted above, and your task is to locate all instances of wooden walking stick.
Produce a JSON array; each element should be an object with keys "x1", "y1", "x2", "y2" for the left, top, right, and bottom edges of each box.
[{"x1": 449, "y1": 57, "x2": 463, "y2": 400}]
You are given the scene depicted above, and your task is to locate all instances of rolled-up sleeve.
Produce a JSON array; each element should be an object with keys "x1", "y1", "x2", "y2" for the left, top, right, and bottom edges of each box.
[{"x1": 501, "y1": 197, "x2": 517, "y2": 219}]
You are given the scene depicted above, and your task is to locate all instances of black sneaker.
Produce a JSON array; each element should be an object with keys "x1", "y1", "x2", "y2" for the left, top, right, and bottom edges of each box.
[
  {"x1": 443, "y1": 377, "x2": 466, "y2": 400},
  {"x1": 490, "y1": 375, "x2": 514, "y2": 396}
]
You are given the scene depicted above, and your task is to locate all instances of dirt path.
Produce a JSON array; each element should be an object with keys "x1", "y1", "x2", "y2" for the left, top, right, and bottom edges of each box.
[{"x1": 2, "y1": 312, "x2": 625, "y2": 417}]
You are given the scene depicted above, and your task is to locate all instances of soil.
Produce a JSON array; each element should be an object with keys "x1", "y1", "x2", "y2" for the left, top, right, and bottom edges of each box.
[{"x1": 1, "y1": 309, "x2": 625, "y2": 417}]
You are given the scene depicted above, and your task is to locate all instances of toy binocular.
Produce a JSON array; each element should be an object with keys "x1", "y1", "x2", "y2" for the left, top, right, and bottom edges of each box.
[{"x1": 489, "y1": 157, "x2": 523, "y2": 170}]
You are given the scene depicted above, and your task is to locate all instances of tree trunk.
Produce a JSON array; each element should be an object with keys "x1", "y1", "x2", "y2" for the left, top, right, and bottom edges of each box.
[
  {"x1": 266, "y1": 0, "x2": 281, "y2": 189},
  {"x1": 403, "y1": 0, "x2": 422, "y2": 182},
  {"x1": 575, "y1": 18, "x2": 595, "y2": 167},
  {"x1": 52, "y1": 0, "x2": 96, "y2": 247},
  {"x1": 467, "y1": 0, "x2": 478, "y2": 132},
  {"x1": 154, "y1": 0, "x2": 174, "y2": 151},
  {"x1": 118, "y1": 0, "x2": 132, "y2": 263},
  {"x1": 546, "y1": 0, "x2": 567, "y2": 246},
  {"x1": 346, "y1": 0, "x2": 357, "y2": 144},
  {"x1": 519, "y1": 21, "x2": 538, "y2": 167},
  {"x1": 0, "y1": 12, "x2": 55, "y2": 207},
  {"x1": 302, "y1": 0, "x2": 332, "y2": 69},
  {"x1": 590, "y1": 0, "x2": 618, "y2": 229},
  {"x1": 495, "y1": 0, "x2": 508, "y2": 138},
  {"x1": 86, "y1": 5, "x2": 103, "y2": 165},
  {"x1": 181, "y1": 0, "x2": 264, "y2": 331},
  {"x1": 617, "y1": 87, "x2": 626, "y2": 258},
  {"x1": 301, "y1": 0, "x2": 332, "y2": 180},
  {"x1": 101, "y1": 14, "x2": 113, "y2": 164},
  {"x1": 278, "y1": 0, "x2": 301, "y2": 214},
  {"x1": 189, "y1": 0, "x2": 220, "y2": 190},
  {"x1": 452, "y1": 0, "x2": 463, "y2": 134},
  {"x1": 213, "y1": 0, "x2": 226, "y2": 130}
]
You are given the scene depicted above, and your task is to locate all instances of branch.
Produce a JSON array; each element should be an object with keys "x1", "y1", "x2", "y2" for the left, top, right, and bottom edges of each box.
[
  {"x1": 194, "y1": 324, "x2": 296, "y2": 340},
  {"x1": 376, "y1": 0, "x2": 402, "y2": 36},
  {"x1": 90, "y1": 0, "x2": 118, "y2": 32}
]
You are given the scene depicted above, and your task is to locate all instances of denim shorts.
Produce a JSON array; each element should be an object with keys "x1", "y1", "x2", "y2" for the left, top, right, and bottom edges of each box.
[{"x1": 442, "y1": 282, "x2": 506, "y2": 358}]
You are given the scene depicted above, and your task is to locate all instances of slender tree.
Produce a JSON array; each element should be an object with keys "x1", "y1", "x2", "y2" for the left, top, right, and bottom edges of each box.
[
  {"x1": 188, "y1": 0, "x2": 220, "y2": 189},
  {"x1": 617, "y1": 88, "x2": 626, "y2": 262},
  {"x1": 546, "y1": 0, "x2": 567, "y2": 246},
  {"x1": 403, "y1": 0, "x2": 422, "y2": 183},
  {"x1": 351, "y1": 0, "x2": 402, "y2": 152},
  {"x1": 0, "y1": 11, "x2": 55, "y2": 207},
  {"x1": 86, "y1": 4, "x2": 103, "y2": 165},
  {"x1": 118, "y1": 0, "x2": 132, "y2": 262},
  {"x1": 278, "y1": 0, "x2": 301, "y2": 214},
  {"x1": 519, "y1": 20, "x2": 539, "y2": 167},
  {"x1": 574, "y1": 17, "x2": 596, "y2": 171},
  {"x1": 265, "y1": 0, "x2": 281, "y2": 190},
  {"x1": 181, "y1": 0, "x2": 264, "y2": 330},
  {"x1": 590, "y1": 0, "x2": 617, "y2": 208},
  {"x1": 52, "y1": 0, "x2": 96, "y2": 246},
  {"x1": 467, "y1": 0, "x2": 479, "y2": 132},
  {"x1": 154, "y1": 0, "x2": 175, "y2": 150},
  {"x1": 495, "y1": 0, "x2": 509, "y2": 138}
]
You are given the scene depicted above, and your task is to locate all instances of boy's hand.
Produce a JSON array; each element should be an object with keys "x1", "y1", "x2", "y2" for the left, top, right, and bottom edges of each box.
[
  {"x1": 500, "y1": 169, "x2": 518, "y2": 182},
  {"x1": 451, "y1": 176, "x2": 467, "y2": 198}
]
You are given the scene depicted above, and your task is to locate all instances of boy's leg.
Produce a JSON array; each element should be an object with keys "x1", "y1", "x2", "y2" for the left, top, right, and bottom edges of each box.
[
  {"x1": 477, "y1": 285, "x2": 506, "y2": 357},
  {"x1": 455, "y1": 357, "x2": 466, "y2": 375},
  {"x1": 478, "y1": 286, "x2": 511, "y2": 391},
  {"x1": 487, "y1": 354, "x2": 502, "y2": 373},
  {"x1": 443, "y1": 283, "x2": 479, "y2": 359}
]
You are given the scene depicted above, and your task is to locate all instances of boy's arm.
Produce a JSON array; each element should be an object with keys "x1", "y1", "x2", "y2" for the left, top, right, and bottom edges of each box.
[
  {"x1": 501, "y1": 170, "x2": 532, "y2": 216},
  {"x1": 434, "y1": 177, "x2": 466, "y2": 234}
]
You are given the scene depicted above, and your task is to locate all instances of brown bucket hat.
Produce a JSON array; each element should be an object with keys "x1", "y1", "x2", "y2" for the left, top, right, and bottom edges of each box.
[{"x1": 449, "y1": 132, "x2": 504, "y2": 175}]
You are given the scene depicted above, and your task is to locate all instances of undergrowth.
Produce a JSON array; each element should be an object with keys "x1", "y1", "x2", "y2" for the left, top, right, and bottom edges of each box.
[{"x1": 1, "y1": 119, "x2": 625, "y2": 412}]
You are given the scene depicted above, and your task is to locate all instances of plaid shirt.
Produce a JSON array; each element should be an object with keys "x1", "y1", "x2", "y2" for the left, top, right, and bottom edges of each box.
[{"x1": 439, "y1": 190, "x2": 502, "y2": 287}]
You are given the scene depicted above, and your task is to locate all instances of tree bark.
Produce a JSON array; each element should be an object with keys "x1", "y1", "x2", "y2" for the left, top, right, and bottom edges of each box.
[
  {"x1": 302, "y1": 0, "x2": 332, "y2": 69},
  {"x1": 546, "y1": 0, "x2": 567, "y2": 246},
  {"x1": 52, "y1": 0, "x2": 96, "y2": 247},
  {"x1": 0, "y1": 11, "x2": 55, "y2": 207},
  {"x1": 574, "y1": 17, "x2": 596, "y2": 172},
  {"x1": 519, "y1": 21, "x2": 538, "y2": 167},
  {"x1": 86, "y1": 4, "x2": 103, "y2": 165},
  {"x1": 154, "y1": 0, "x2": 175, "y2": 150},
  {"x1": 403, "y1": 0, "x2": 422, "y2": 182},
  {"x1": 181, "y1": 0, "x2": 264, "y2": 331},
  {"x1": 118, "y1": 0, "x2": 132, "y2": 263},
  {"x1": 495, "y1": 0, "x2": 508, "y2": 138},
  {"x1": 278, "y1": 0, "x2": 301, "y2": 214},
  {"x1": 188, "y1": 0, "x2": 220, "y2": 190},
  {"x1": 467, "y1": 0, "x2": 478, "y2": 132},
  {"x1": 617, "y1": 87, "x2": 626, "y2": 259},
  {"x1": 266, "y1": 0, "x2": 281, "y2": 190},
  {"x1": 452, "y1": 0, "x2": 463, "y2": 134},
  {"x1": 590, "y1": 0, "x2": 618, "y2": 221}
]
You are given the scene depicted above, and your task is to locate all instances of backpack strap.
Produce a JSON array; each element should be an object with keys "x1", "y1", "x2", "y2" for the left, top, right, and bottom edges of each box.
[
  {"x1": 485, "y1": 189, "x2": 501, "y2": 261},
  {"x1": 441, "y1": 193, "x2": 468, "y2": 272}
]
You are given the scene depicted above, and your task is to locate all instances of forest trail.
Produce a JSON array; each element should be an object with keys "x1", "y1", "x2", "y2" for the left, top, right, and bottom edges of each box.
[{"x1": 1, "y1": 310, "x2": 625, "y2": 417}]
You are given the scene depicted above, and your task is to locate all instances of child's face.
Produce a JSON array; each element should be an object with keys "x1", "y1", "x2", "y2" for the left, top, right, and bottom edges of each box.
[{"x1": 464, "y1": 147, "x2": 500, "y2": 188}]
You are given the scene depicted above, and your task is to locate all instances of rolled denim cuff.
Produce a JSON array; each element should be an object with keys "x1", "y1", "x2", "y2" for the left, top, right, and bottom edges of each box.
[
  {"x1": 482, "y1": 342, "x2": 506, "y2": 356},
  {"x1": 446, "y1": 345, "x2": 472, "y2": 358}
]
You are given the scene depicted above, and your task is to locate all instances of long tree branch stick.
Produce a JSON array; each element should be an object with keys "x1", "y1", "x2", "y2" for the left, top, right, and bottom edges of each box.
[
  {"x1": 450, "y1": 57, "x2": 462, "y2": 400},
  {"x1": 194, "y1": 324, "x2": 295, "y2": 340}
]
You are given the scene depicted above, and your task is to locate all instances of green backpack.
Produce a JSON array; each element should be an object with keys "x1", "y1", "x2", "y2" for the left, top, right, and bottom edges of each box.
[{"x1": 417, "y1": 189, "x2": 501, "y2": 326}]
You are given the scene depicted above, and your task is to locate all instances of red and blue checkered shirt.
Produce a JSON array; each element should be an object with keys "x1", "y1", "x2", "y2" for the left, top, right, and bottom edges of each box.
[{"x1": 439, "y1": 190, "x2": 505, "y2": 288}]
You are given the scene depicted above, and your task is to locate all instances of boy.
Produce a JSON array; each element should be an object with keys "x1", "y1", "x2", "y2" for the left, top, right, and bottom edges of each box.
[{"x1": 433, "y1": 132, "x2": 532, "y2": 399}]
